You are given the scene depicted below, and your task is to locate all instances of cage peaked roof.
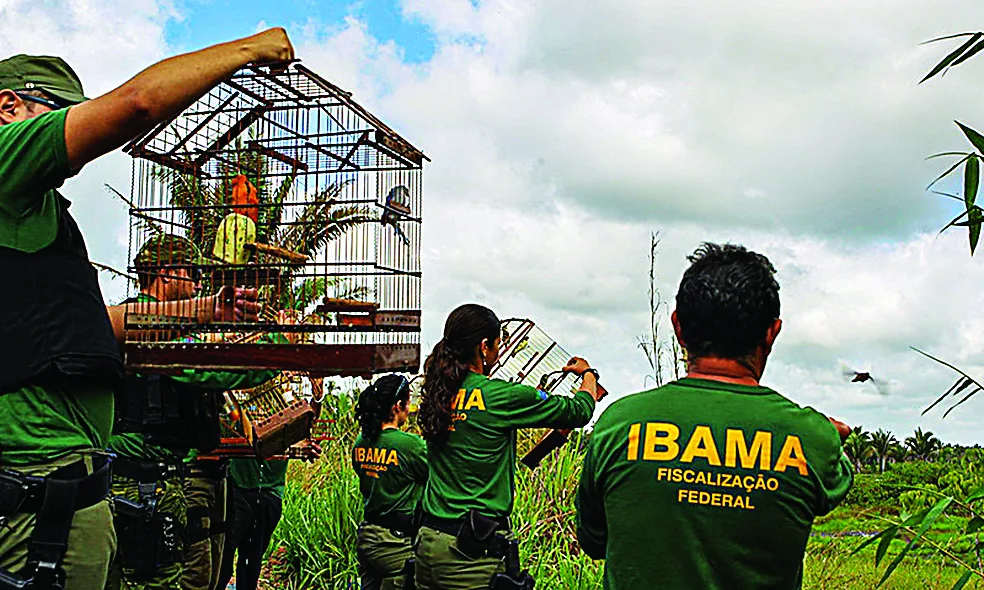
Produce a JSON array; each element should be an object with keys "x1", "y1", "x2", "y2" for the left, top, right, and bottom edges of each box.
[{"x1": 125, "y1": 61, "x2": 428, "y2": 179}]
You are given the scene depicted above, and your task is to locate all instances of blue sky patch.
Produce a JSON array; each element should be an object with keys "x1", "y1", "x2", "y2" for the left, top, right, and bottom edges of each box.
[{"x1": 165, "y1": 0, "x2": 436, "y2": 63}]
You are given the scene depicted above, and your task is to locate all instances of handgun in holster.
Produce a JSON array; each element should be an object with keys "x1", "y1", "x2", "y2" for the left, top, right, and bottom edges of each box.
[{"x1": 113, "y1": 483, "x2": 183, "y2": 574}]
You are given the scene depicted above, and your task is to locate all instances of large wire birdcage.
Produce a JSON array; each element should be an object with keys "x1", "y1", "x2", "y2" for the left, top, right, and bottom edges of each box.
[{"x1": 122, "y1": 62, "x2": 425, "y2": 378}]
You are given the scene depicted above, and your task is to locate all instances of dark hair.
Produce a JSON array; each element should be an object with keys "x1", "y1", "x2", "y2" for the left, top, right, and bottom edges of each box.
[
  {"x1": 355, "y1": 374, "x2": 410, "y2": 442},
  {"x1": 675, "y1": 243, "x2": 780, "y2": 360},
  {"x1": 419, "y1": 304, "x2": 500, "y2": 445}
]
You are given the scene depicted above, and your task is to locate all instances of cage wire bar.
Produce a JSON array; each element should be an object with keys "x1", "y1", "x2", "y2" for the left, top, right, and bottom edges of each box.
[
  {"x1": 490, "y1": 318, "x2": 582, "y2": 395},
  {"x1": 122, "y1": 62, "x2": 426, "y2": 379},
  {"x1": 490, "y1": 318, "x2": 592, "y2": 466}
]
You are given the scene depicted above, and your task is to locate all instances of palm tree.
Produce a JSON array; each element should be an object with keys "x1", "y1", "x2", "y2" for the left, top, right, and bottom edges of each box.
[
  {"x1": 870, "y1": 429, "x2": 898, "y2": 473},
  {"x1": 158, "y1": 136, "x2": 373, "y2": 313},
  {"x1": 904, "y1": 427, "x2": 942, "y2": 461},
  {"x1": 844, "y1": 427, "x2": 873, "y2": 472}
]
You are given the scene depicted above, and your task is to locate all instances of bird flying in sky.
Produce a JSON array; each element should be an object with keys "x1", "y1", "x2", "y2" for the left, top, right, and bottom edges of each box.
[{"x1": 842, "y1": 366, "x2": 891, "y2": 395}]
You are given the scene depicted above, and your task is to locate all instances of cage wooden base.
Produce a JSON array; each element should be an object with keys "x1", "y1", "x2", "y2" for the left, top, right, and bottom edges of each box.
[{"x1": 125, "y1": 342, "x2": 420, "y2": 375}]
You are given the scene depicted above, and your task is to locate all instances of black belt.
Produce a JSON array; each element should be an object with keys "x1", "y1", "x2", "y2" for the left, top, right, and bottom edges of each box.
[
  {"x1": 420, "y1": 513, "x2": 510, "y2": 537},
  {"x1": 186, "y1": 460, "x2": 228, "y2": 480},
  {"x1": 113, "y1": 456, "x2": 185, "y2": 483},
  {"x1": 0, "y1": 455, "x2": 112, "y2": 517},
  {"x1": 365, "y1": 512, "x2": 415, "y2": 536}
]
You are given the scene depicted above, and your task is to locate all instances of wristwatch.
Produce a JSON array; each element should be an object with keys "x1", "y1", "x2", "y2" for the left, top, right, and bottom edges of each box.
[{"x1": 583, "y1": 368, "x2": 600, "y2": 381}]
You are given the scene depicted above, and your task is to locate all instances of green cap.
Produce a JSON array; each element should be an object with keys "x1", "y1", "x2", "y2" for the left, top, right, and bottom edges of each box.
[
  {"x1": 134, "y1": 234, "x2": 206, "y2": 269},
  {"x1": 0, "y1": 54, "x2": 88, "y2": 106}
]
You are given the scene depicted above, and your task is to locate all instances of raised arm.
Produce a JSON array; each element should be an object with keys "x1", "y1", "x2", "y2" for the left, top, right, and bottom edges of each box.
[{"x1": 64, "y1": 28, "x2": 294, "y2": 170}]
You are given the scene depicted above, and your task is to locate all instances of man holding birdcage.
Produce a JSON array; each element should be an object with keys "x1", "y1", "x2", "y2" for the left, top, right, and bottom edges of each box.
[
  {"x1": 106, "y1": 234, "x2": 284, "y2": 590},
  {"x1": 0, "y1": 28, "x2": 294, "y2": 590}
]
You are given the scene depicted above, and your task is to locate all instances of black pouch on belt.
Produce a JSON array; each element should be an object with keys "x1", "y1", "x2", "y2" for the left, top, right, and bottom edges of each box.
[{"x1": 455, "y1": 509, "x2": 500, "y2": 560}]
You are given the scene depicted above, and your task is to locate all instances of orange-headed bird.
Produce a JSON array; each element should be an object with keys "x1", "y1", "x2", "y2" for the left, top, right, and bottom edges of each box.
[{"x1": 230, "y1": 174, "x2": 259, "y2": 222}]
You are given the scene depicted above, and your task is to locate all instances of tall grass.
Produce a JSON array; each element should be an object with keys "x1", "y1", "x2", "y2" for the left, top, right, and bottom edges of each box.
[{"x1": 269, "y1": 392, "x2": 605, "y2": 589}]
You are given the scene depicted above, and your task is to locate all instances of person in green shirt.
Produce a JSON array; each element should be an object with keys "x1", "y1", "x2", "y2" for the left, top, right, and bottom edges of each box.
[
  {"x1": 0, "y1": 31, "x2": 292, "y2": 590},
  {"x1": 414, "y1": 303, "x2": 603, "y2": 590},
  {"x1": 106, "y1": 234, "x2": 282, "y2": 590},
  {"x1": 215, "y1": 457, "x2": 287, "y2": 590},
  {"x1": 350, "y1": 374, "x2": 429, "y2": 590},
  {"x1": 576, "y1": 243, "x2": 855, "y2": 590}
]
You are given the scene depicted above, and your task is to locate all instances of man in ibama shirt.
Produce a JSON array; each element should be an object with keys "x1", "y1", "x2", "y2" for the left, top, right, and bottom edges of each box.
[{"x1": 576, "y1": 243, "x2": 854, "y2": 590}]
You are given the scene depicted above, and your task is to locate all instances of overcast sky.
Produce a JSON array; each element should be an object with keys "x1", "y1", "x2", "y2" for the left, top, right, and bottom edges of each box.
[{"x1": 4, "y1": 0, "x2": 984, "y2": 444}]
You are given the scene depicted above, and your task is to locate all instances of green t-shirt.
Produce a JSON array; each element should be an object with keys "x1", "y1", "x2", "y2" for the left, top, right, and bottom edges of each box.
[
  {"x1": 229, "y1": 457, "x2": 289, "y2": 499},
  {"x1": 421, "y1": 372, "x2": 596, "y2": 520},
  {"x1": 0, "y1": 108, "x2": 118, "y2": 467},
  {"x1": 0, "y1": 108, "x2": 69, "y2": 252},
  {"x1": 108, "y1": 295, "x2": 281, "y2": 462},
  {"x1": 352, "y1": 428, "x2": 428, "y2": 521},
  {"x1": 576, "y1": 378, "x2": 854, "y2": 590}
]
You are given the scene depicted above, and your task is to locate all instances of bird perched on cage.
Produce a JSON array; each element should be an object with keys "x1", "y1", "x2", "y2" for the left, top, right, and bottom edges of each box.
[
  {"x1": 381, "y1": 185, "x2": 411, "y2": 245},
  {"x1": 230, "y1": 174, "x2": 259, "y2": 222}
]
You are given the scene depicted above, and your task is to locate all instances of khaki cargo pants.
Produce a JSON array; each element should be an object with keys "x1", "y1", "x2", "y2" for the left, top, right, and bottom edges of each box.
[
  {"x1": 413, "y1": 526, "x2": 506, "y2": 590},
  {"x1": 0, "y1": 453, "x2": 117, "y2": 590},
  {"x1": 181, "y1": 474, "x2": 226, "y2": 590},
  {"x1": 357, "y1": 523, "x2": 414, "y2": 590},
  {"x1": 104, "y1": 474, "x2": 186, "y2": 590}
]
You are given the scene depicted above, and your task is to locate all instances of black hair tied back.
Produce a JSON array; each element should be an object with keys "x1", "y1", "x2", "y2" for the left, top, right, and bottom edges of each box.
[
  {"x1": 355, "y1": 373, "x2": 410, "y2": 442},
  {"x1": 419, "y1": 303, "x2": 500, "y2": 445}
]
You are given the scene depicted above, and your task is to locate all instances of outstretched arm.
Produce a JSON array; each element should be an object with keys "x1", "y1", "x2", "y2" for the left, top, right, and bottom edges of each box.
[
  {"x1": 105, "y1": 286, "x2": 260, "y2": 343},
  {"x1": 64, "y1": 28, "x2": 294, "y2": 170}
]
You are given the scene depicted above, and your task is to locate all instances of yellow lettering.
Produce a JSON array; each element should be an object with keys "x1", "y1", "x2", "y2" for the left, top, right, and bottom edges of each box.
[
  {"x1": 627, "y1": 424, "x2": 641, "y2": 461},
  {"x1": 451, "y1": 389, "x2": 466, "y2": 410},
  {"x1": 725, "y1": 429, "x2": 772, "y2": 470},
  {"x1": 656, "y1": 467, "x2": 669, "y2": 481},
  {"x1": 722, "y1": 494, "x2": 733, "y2": 508},
  {"x1": 698, "y1": 491, "x2": 711, "y2": 505},
  {"x1": 386, "y1": 450, "x2": 399, "y2": 466},
  {"x1": 775, "y1": 436, "x2": 809, "y2": 476},
  {"x1": 643, "y1": 422, "x2": 680, "y2": 461},
  {"x1": 677, "y1": 489, "x2": 688, "y2": 503},
  {"x1": 680, "y1": 426, "x2": 722, "y2": 466},
  {"x1": 464, "y1": 390, "x2": 486, "y2": 411},
  {"x1": 734, "y1": 495, "x2": 745, "y2": 509},
  {"x1": 711, "y1": 493, "x2": 722, "y2": 507}
]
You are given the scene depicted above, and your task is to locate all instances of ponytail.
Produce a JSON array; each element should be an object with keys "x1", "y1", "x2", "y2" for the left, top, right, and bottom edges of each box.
[
  {"x1": 419, "y1": 304, "x2": 501, "y2": 445},
  {"x1": 355, "y1": 374, "x2": 410, "y2": 443}
]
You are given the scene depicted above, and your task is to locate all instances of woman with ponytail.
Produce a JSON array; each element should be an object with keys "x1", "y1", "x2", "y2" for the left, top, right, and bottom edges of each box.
[
  {"x1": 414, "y1": 303, "x2": 604, "y2": 590},
  {"x1": 352, "y1": 373, "x2": 429, "y2": 590}
]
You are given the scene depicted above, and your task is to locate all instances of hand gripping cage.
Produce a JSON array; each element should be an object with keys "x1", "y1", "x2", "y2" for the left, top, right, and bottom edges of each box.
[
  {"x1": 489, "y1": 318, "x2": 588, "y2": 467},
  {"x1": 121, "y1": 63, "x2": 425, "y2": 457}
]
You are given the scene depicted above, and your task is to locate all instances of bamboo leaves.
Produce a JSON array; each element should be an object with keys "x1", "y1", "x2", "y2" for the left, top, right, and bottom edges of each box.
[
  {"x1": 928, "y1": 126, "x2": 984, "y2": 255},
  {"x1": 912, "y1": 348, "x2": 984, "y2": 417},
  {"x1": 921, "y1": 32, "x2": 984, "y2": 83}
]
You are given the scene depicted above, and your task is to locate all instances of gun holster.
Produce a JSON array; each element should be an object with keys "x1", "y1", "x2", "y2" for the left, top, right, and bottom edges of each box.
[
  {"x1": 0, "y1": 456, "x2": 112, "y2": 590},
  {"x1": 113, "y1": 482, "x2": 183, "y2": 575},
  {"x1": 455, "y1": 509, "x2": 500, "y2": 560},
  {"x1": 488, "y1": 536, "x2": 534, "y2": 590}
]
